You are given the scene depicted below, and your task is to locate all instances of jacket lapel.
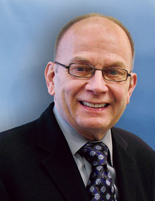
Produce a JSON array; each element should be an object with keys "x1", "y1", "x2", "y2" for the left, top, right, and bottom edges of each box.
[
  {"x1": 112, "y1": 128, "x2": 138, "y2": 201},
  {"x1": 37, "y1": 103, "x2": 89, "y2": 201}
]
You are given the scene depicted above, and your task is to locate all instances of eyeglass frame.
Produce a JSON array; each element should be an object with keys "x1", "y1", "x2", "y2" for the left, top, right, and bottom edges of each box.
[{"x1": 54, "y1": 61, "x2": 132, "y2": 82}]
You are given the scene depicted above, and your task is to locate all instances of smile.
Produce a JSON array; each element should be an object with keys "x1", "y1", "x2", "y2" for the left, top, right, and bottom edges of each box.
[{"x1": 80, "y1": 101, "x2": 109, "y2": 108}]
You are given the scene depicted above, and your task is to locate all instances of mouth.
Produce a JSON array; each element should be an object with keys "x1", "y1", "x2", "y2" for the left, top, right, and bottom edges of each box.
[{"x1": 80, "y1": 101, "x2": 109, "y2": 108}]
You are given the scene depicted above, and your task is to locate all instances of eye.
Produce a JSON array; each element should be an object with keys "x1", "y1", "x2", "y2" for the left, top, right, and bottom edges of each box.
[
  {"x1": 71, "y1": 64, "x2": 93, "y2": 72},
  {"x1": 76, "y1": 66, "x2": 86, "y2": 72},
  {"x1": 70, "y1": 64, "x2": 94, "y2": 77},
  {"x1": 105, "y1": 68, "x2": 118, "y2": 75},
  {"x1": 109, "y1": 69, "x2": 118, "y2": 75},
  {"x1": 76, "y1": 65, "x2": 92, "y2": 72}
]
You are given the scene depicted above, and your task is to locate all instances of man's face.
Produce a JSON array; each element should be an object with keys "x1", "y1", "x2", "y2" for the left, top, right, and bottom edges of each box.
[{"x1": 45, "y1": 17, "x2": 137, "y2": 140}]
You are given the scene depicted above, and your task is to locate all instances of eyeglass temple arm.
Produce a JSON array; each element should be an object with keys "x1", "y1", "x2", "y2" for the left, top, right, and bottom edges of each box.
[{"x1": 55, "y1": 61, "x2": 68, "y2": 68}]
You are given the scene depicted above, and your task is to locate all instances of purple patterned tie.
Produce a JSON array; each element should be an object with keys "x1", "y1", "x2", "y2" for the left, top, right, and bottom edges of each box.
[{"x1": 79, "y1": 142, "x2": 117, "y2": 201}]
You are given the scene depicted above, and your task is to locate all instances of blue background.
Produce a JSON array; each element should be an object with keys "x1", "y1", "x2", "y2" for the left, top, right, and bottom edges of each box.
[{"x1": 0, "y1": 0, "x2": 154, "y2": 149}]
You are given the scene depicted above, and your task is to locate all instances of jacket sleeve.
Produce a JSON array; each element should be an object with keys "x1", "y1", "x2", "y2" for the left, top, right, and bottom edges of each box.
[
  {"x1": 153, "y1": 162, "x2": 155, "y2": 201},
  {"x1": 0, "y1": 178, "x2": 10, "y2": 201}
]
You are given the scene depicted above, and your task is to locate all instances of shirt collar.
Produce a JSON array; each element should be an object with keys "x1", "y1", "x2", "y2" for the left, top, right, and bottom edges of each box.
[{"x1": 53, "y1": 106, "x2": 113, "y2": 165}]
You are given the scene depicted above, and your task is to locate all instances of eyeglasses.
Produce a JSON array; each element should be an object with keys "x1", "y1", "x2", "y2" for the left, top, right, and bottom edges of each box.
[{"x1": 55, "y1": 61, "x2": 131, "y2": 82}]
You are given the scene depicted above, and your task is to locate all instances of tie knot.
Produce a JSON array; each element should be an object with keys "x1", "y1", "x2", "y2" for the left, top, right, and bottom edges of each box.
[{"x1": 79, "y1": 142, "x2": 109, "y2": 167}]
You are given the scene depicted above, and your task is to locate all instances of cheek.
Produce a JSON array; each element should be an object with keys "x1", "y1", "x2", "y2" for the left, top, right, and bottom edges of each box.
[
  {"x1": 54, "y1": 77, "x2": 79, "y2": 107},
  {"x1": 111, "y1": 84, "x2": 129, "y2": 106}
]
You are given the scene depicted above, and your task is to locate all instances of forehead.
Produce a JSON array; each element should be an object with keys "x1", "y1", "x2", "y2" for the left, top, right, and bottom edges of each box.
[
  {"x1": 56, "y1": 17, "x2": 132, "y2": 66},
  {"x1": 59, "y1": 17, "x2": 130, "y2": 46}
]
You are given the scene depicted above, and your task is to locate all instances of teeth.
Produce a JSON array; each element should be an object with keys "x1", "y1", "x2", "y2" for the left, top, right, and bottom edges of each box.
[{"x1": 81, "y1": 101, "x2": 107, "y2": 108}]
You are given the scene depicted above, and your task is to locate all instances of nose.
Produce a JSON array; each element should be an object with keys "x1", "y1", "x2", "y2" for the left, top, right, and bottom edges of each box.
[{"x1": 85, "y1": 70, "x2": 108, "y2": 94}]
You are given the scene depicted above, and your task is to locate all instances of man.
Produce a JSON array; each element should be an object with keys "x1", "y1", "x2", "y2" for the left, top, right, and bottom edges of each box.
[{"x1": 0, "y1": 13, "x2": 154, "y2": 201}]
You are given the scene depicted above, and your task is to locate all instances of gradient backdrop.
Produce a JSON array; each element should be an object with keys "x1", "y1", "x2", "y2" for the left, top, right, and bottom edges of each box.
[{"x1": 0, "y1": 0, "x2": 155, "y2": 149}]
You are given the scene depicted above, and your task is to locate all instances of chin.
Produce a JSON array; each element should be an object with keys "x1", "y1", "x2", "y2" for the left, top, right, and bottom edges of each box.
[{"x1": 78, "y1": 120, "x2": 110, "y2": 131}]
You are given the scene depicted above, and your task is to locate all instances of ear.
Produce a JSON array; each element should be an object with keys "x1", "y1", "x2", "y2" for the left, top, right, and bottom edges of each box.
[
  {"x1": 45, "y1": 62, "x2": 55, "y2": 95},
  {"x1": 126, "y1": 73, "x2": 137, "y2": 104}
]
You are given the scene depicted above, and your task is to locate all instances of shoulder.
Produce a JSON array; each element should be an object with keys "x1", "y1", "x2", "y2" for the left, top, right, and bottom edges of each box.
[
  {"x1": 0, "y1": 120, "x2": 38, "y2": 137},
  {"x1": 112, "y1": 127, "x2": 155, "y2": 159},
  {"x1": 0, "y1": 120, "x2": 38, "y2": 150},
  {"x1": 0, "y1": 103, "x2": 55, "y2": 144},
  {"x1": 112, "y1": 127, "x2": 152, "y2": 147}
]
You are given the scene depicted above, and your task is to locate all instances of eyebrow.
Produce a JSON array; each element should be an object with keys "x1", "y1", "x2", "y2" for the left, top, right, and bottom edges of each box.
[
  {"x1": 70, "y1": 57, "x2": 91, "y2": 64},
  {"x1": 70, "y1": 57, "x2": 126, "y2": 68},
  {"x1": 106, "y1": 61, "x2": 126, "y2": 68}
]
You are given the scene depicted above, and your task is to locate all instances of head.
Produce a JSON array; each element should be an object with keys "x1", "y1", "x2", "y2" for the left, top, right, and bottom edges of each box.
[{"x1": 45, "y1": 13, "x2": 137, "y2": 141}]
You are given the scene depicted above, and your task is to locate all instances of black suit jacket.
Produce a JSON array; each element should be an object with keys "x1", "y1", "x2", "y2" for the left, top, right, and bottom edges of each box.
[{"x1": 0, "y1": 103, "x2": 154, "y2": 201}]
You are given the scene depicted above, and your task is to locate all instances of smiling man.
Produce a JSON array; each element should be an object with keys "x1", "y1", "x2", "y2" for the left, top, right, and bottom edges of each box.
[
  {"x1": 45, "y1": 15, "x2": 136, "y2": 142},
  {"x1": 0, "y1": 13, "x2": 154, "y2": 201}
]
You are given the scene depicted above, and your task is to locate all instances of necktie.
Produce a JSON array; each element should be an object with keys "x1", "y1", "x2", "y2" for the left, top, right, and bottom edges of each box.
[{"x1": 79, "y1": 142, "x2": 117, "y2": 201}]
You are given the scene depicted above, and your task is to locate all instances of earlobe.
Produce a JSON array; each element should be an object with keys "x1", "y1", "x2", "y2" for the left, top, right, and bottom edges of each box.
[
  {"x1": 127, "y1": 73, "x2": 137, "y2": 104},
  {"x1": 45, "y1": 62, "x2": 55, "y2": 95}
]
